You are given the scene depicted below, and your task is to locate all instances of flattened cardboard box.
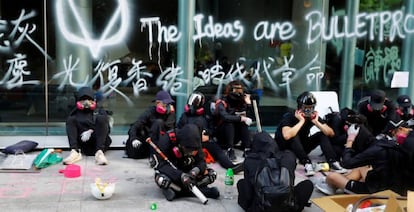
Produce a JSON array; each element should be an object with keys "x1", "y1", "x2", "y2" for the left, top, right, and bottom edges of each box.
[{"x1": 312, "y1": 190, "x2": 407, "y2": 212}]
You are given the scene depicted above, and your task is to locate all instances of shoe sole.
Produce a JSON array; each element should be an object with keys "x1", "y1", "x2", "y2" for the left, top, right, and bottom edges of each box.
[
  {"x1": 331, "y1": 169, "x2": 348, "y2": 174},
  {"x1": 315, "y1": 184, "x2": 334, "y2": 195},
  {"x1": 63, "y1": 157, "x2": 82, "y2": 165},
  {"x1": 96, "y1": 161, "x2": 108, "y2": 165},
  {"x1": 305, "y1": 172, "x2": 315, "y2": 176}
]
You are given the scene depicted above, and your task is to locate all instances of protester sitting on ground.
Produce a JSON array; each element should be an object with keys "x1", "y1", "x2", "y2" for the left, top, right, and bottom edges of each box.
[
  {"x1": 315, "y1": 119, "x2": 410, "y2": 195},
  {"x1": 63, "y1": 86, "x2": 112, "y2": 165},
  {"x1": 124, "y1": 90, "x2": 176, "y2": 163},
  {"x1": 395, "y1": 94, "x2": 414, "y2": 122},
  {"x1": 152, "y1": 124, "x2": 220, "y2": 201},
  {"x1": 213, "y1": 80, "x2": 253, "y2": 161},
  {"x1": 274, "y1": 91, "x2": 346, "y2": 176},
  {"x1": 357, "y1": 89, "x2": 398, "y2": 136},
  {"x1": 237, "y1": 132, "x2": 313, "y2": 212},
  {"x1": 324, "y1": 107, "x2": 368, "y2": 161},
  {"x1": 177, "y1": 91, "x2": 244, "y2": 174}
]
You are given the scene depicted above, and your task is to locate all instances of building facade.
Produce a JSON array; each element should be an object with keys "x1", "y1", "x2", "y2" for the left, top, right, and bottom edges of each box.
[{"x1": 0, "y1": 0, "x2": 411, "y2": 146}]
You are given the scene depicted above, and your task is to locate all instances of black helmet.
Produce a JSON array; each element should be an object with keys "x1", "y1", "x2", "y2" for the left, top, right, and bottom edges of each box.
[
  {"x1": 187, "y1": 92, "x2": 205, "y2": 108},
  {"x1": 297, "y1": 91, "x2": 316, "y2": 108}
]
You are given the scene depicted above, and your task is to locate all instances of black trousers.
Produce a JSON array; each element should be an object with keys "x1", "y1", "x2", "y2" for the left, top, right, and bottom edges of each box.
[
  {"x1": 215, "y1": 121, "x2": 251, "y2": 149},
  {"x1": 202, "y1": 141, "x2": 234, "y2": 169},
  {"x1": 276, "y1": 132, "x2": 337, "y2": 164},
  {"x1": 66, "y1": 114, "x2": 111, "y2": 156}
]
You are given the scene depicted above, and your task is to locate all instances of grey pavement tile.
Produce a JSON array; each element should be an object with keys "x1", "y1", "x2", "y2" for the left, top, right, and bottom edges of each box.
[{"x1": 0, "y1": 149, "x2": 324, "y2": 211}]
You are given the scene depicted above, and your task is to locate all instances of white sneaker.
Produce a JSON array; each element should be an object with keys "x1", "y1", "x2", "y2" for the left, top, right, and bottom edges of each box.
[
  {"x1": 330, "y1": 161, "x2": 348, "y2": 174},
  {"x1": 95, "y1": 150, "x2": 108, "y2": 165},
  {"x1": 315, "y1": 178, "x2": 336, "y2": 195},
  {"x1": 304, "y1": 163, "x2": 315, "y2": 176},
  {"x1": 63, "y1": 149, "x2": 82, "y2": 165}
]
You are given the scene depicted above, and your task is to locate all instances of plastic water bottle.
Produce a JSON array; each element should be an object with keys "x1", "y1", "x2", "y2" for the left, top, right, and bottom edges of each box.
[{"x1": 223, "y1": 168, "x2": 234, "y2": 200}]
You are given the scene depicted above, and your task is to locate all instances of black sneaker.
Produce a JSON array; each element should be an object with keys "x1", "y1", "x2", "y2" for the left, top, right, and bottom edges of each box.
[
  {"x1": 199, "y1": 186, "x2": 220, "y2": 199},
  {"x1": 232, "y1": 162, "x2": 244, "y2": 175},
  {"x1": 162, "y1": 188, "x2": 176, "y2": 201},
  {"x1": 227, "y1": 148, "x2": 237, "y2": 161},
  {"x1": 329, "y1": 161, "x2": 348, "y2": 174}
]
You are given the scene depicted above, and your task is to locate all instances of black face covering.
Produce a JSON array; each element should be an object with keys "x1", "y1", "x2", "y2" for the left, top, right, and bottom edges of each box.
[
  {"x1": 229, "y1": 92, "x2": 244, "y2": 101},
  {"x1": 402, "y1": 106, "x2": 412, "y2": 119}
]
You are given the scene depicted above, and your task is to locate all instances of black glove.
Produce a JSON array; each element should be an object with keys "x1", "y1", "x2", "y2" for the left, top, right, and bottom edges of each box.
[
  {"x1": 206, "y1": 168, "x2": 217, "y2": 183},
  {"x1": 196, "y1": 168, "x2": 217, "y2": 186},
  {"x1": 181, "y1": 172, "x2": 194, "y2": 187}
]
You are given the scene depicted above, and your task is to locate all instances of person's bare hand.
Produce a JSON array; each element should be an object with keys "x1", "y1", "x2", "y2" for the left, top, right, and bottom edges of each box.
[
  {"x1": 244, "y1": 94, "x2": 251, "y2": 104},
  {"x1": 295, "y1": 110, "x2": 305, "y2": 122}
]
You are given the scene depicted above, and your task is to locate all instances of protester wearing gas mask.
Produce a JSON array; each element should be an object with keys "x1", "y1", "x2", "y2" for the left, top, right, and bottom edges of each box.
[
  {"x1": 315, "y1": 118, "x2": 413, "y2": 196},
  {"x1": 396, "y1": 95, "x2": 414, "y2": 123},
  {"x1": 213, "y1": 80, "x2": 253, "y2": 161},
  {"x1": 357, "y1": 89, "x2": 398, "y2": 136},
  {"x1": 152, "y1": 123, "x2": 220, "y2": 202},
  {"x1": 177, "y1": 91, "x2": 244, "y2": 174},
  {"x1": 274, "y1": 91, "x2": 346, "y2": 176},
  {"x1": 63, "y1": 87, "x2": 112, "y2": 165},
  {"x1": 125, "y1": 90, "x2": 176, "y2": 163}
]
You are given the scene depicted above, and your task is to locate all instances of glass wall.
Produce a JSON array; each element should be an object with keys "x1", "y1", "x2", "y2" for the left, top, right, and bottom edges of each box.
[{"x1": 0, "y1": 0, "x2": 409, "y2": 137}]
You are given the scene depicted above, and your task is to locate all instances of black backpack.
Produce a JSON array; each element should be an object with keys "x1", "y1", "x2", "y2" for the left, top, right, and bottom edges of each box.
[
  {"x1": 254, "y1": 156, "x2": 297, "y2": 212},
  {"x1": 376, "y1": 140, "x2": 407, "y2": 195}
]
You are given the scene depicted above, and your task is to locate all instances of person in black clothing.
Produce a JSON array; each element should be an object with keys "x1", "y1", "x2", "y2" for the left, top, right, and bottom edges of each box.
[
  {"x1": 63, "y1": 86, "x2": 112, "y2": 165},
  {"x1": 125, "y1": 90, "x2": 176, "y2": 160},
  {"x1": 324, "y1": 107, "x2": 368, "y2": 161},
  {"x1": 177, "y1": 91, "x2": 244, "y2": 174},
  {"x1": 237, "y1": 132, "x2": 314, "y2": 212},
  {"x1": 396, "y1": 95, "x2": 414, "y2": 121},
  {"x1": 357, "y1": 89, "x2": 397, "y2": 136},
  {"x1": 152, "y1": 123, "x2": 220, "y2": 201},
  {"x1": 274, "y1": 91, "x2": 346, "y2": 176},
  {"x1": 214, "y1": 80, "x2": 253, "y2": 161},
  {"x1": 315, "y1": 119, "x2": 410, "y2": 195}
]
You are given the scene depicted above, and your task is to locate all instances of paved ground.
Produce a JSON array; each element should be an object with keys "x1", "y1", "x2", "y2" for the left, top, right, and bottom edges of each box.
[{"x1": 0, "y1": 149, "x2": 327, "y2": 212}]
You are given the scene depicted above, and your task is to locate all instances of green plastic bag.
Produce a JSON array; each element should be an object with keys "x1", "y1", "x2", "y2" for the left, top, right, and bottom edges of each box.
[{"x1": 34, "y1": 149, "x2": 63, "y2": 169}]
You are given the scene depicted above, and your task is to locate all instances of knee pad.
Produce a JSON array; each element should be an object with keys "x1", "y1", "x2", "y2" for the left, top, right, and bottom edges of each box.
[{"x1": 155, "y1": 172, "x2": 172, "y2": 189}]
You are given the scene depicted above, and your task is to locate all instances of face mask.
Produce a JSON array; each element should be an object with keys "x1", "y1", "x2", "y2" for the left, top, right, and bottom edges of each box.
[
  {"x1": 76, "y1": 100, "x2": 96, "y2": 110},
  {"x1": 301, "y1": 105, "x2": 315, "y2": 118},
  {"x1": 396, "y1": 133, "x2": 407, "y2": 145},
  {"x1": 229, "y1": 92, "x2": 244, "y2": 101}
]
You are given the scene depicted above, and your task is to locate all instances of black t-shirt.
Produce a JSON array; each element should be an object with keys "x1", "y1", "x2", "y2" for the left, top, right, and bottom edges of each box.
[{"x1": 275, "y1": 111, "x2": 325, "y2": 142}]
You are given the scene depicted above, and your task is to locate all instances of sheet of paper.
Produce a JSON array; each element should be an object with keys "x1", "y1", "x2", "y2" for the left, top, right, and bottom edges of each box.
[{"x1": 391, "y1": 71, "x2": 409, "y2": 88}]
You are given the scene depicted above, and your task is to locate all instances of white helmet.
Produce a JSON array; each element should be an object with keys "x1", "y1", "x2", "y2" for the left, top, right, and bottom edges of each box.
[{"x1": 90, "y1": 178, "x2": 116, "y2": 200}]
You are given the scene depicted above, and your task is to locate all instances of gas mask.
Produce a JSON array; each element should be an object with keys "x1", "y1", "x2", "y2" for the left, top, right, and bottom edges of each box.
[
  {"x1": 396, "y1": 133, "x2": 407, "y2": 145},
  {"x1": 301, "y1": 105, "x2": 316, "y2": 119},
  {"x1": 76, "y1": 99, "x2": 96, "y2": 110}
]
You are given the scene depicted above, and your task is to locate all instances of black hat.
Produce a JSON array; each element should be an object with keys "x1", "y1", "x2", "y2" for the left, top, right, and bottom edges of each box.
[
  {"x1": 77, "y1": 87, "x2": 94, "y2": 100},
  {"x1": 369, "y1": 90, "x2": 386, "y2": 111},
  {"x1": 153, "y1": 90, "x2": 174, "y2": 104},
  {"x1": 397, "y1": 95, "x2": 412, "y2": 108}
]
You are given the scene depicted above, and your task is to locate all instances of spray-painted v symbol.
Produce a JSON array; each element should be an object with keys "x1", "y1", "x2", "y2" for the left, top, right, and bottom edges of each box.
[{"x1": 55, "y1": 0, "x2": 130, "y2": 58}]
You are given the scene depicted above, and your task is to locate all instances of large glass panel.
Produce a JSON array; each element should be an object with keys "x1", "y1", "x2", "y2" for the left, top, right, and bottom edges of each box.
[{"x1": 0, "y1": 0, "x2": 46, "y2": 135}]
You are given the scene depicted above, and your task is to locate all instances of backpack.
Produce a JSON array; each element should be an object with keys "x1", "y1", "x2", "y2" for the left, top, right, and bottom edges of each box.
[
  {"x1": 254, "y1": 156, "x2": 297, "y2": 212},
  {"x1": 376, "y1": 140, "x2": 408, "y2": 195}
]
